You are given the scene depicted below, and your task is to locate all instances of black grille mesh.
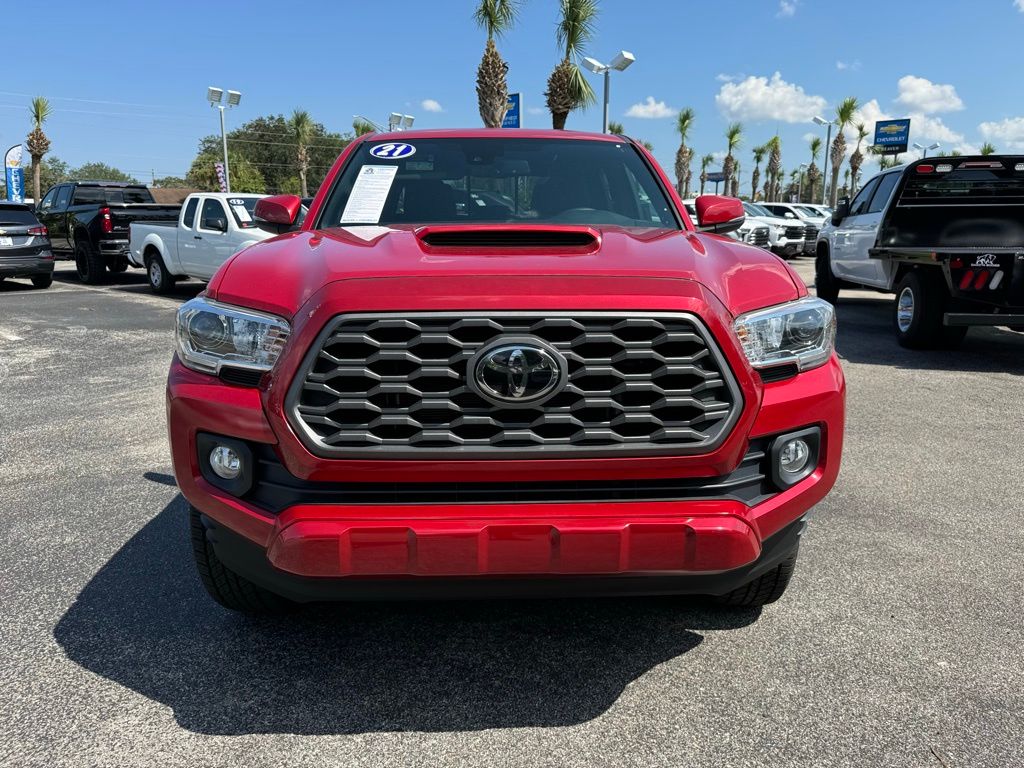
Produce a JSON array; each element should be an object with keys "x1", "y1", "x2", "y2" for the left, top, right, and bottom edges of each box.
[{"x1": 288, "y1": 313, "x2": 741, "y2": 458}]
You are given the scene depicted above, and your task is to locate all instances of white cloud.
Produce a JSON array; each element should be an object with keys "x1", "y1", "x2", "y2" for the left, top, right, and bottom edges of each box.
[
  {"x1": 625, "y1": 96, "x2": 676, "y2": 119},
  {"x1": 715, "y1": 72, "x2": 827, "y2": 123},
  {"x1": 420, "y1": 99, "x2": 443, "y2": 113},
  {"x1": 836, "y1": 60, "x2": 861, "y2": 72},
  {"x1": 979, "y1": 116, "x2": 1024, "y2": 150},
  {"x1": 802, "y1": 132, "x2": 818, "y2": 143},
  {"x1": 716, "y1": 72, "x2": 744, "y2": 83},
  {"x1": 846, "y1": 99, "x2": 963, "y2": 156},
  {"x1": 1017, "y1": 0, "x2": 1024, "y2": 12},
  {"x1": 777, "y1": 0, "x2": 797, "y2": 17},
  {"x1": 894, "y1": 75, "x2": 964, "y2": 114},
  {"x1": 526, "y1": 106, "x2": 546, "y2": 116}
]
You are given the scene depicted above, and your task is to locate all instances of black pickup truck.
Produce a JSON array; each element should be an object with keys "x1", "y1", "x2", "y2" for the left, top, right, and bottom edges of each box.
[{"x1": 35, "y1": 181, "x2": 180, "y2": 283}]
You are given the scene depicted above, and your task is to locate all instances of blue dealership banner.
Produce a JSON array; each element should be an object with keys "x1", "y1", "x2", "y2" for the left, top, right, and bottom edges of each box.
[
  {"x1": 873, "y1": 119, "x2": 911, "y2": 155},
  {"x1": 5, "y1": 144, "x2": 25, "y2": 202},
  {"x1": 502, "y1": 92, "x2": 521, "y2": 128}
]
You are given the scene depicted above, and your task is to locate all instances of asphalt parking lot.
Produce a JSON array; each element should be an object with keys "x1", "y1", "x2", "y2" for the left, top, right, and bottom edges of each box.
[{"x1": 2, "y1": 260, "x2": 1022, "y2": 768}]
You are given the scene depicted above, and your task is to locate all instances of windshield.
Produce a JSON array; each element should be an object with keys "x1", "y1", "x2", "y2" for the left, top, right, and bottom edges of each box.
[
  {"x1": 225, "y1": 196, "x2": 261, "y2": 229},
  {"x1": 795, "y1": 205, "x2": 822, "y2": 217},
  {"x1": 316, "y1": 137, "x2": 679, "y2": 229},
  {"x1": 744, "y1": 203, "x2": 772, "y2": 217}
]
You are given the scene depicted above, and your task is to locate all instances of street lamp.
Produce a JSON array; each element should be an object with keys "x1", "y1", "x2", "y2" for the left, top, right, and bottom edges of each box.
[
  {"x1": 913, "y1": 141, "x2": 941, "y2": 158},
  {"x1": 207, "y1": 86, "x2": 241, "y2": 193},
  {"x1": 812, "y1": 115, "x2": 832, "y2": 206},
  {"x1": 582, "y1": 50, "x2": 636, "y2": 133},
  {"x1": 387, "y1": 112, "x2": 416, "y2": 132}
]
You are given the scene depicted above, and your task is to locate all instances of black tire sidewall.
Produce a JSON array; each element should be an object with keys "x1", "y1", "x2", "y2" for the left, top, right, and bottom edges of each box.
[
  {"x1": 815, "y1": 248, "x2": 839, "y2": 304},
  {"x1": 894, "y1": 270, "x2": 954, "y2": 348},
  {"x1": 145, "y1": 253, "x2": 172, "y2": 294}
]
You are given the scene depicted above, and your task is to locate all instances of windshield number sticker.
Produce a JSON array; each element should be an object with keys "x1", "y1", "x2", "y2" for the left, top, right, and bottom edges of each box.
[{"x1": 369, "y1": 143, "x2": 416, "y2": 160}]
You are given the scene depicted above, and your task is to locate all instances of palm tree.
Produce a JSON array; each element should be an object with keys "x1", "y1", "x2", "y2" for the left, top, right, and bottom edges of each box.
[
  {"x1": 721, "y1": 122, "x2": 742, "y2": 191},
  {"x1": 806, "y1": 136, "x2": 822, "y2": 203},
  {"x1": 699, "y1": 153, "x2": 714, "y2": 195},
  {"x1": 980, "y1": 142, "x2": 996, "y2": 155},
  {"x1": 26, "y1": 96, "x2": 52, "y2": 203},
  {"x1": 842, "y1": 168, "x2": 851, "y2": 199},
  {"x1": 289, "y1": 109, "x2": 314, "y2": 197},
  {"x1": 828, "y1": 96, "x2": 858, "y2": 207},
  {"x1": 766, "y1": 135, "x2": 782, "y2": 202},
  {"x1": 608, "y1": 121, "x2": 624, "y2": 134},
  {"x1": 545, "y1": 0, "x2": 598, "y2": 129},
  {"x1": 673, "y1": 108, "x2": 696, "y2": 197},
  {"x1": 750, "y1": 145, "x2": 765, "y2": 201},
  {"x1": 848, "y1": 122, "x2": 868, "y2": 197},
  {"x1": 730, "y1": 162, "x2": 740, "y2": 198},
  {"x1": 352, "y1": 119, "x2": 376, "y2": 137},
  {"x1": 474, "y1": 0, "x2": 519, "y2": 128}
]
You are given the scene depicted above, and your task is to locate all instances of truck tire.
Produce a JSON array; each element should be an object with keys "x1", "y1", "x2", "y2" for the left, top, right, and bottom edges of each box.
[
  {"x1": 75, "y1": 242, "x2": 106, "y2": 285},
  {"x1": 815, "y1": 246, "x2": 840, "y2": 304},
  {"x1": 109, "y1": 256, "x2": 129, "y2": 273},
  {"x1": 714, "y1": 548, "x2": 799, "y2": 608},
  {"x1": 190, "y1": 506, "x2": 294, "y2": 614},
  {"x1": 31, "y1": 274, "x2": 53, "y2": 289},
  {"x1": 145, "y1": 251, "x2": 177, "y2": 295},
  {"x1": 893, "y1": 271, "x2": 967, "y2": 349}
]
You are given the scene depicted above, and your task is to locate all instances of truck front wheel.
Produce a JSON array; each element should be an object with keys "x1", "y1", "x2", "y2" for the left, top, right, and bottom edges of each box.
[
  {"x1": 714, "y1": 548, "x2": 798, "y2": 608},
  {"x1": 190, "y1": 506, "x2": 294, "y2": 614},
  {"x1": 893, "y1": 271, "x2": 967, "y2": 349},
  {"x1": 145, "y1": 252, "x2": 177, "y2": 295},
  {"x1": 815, "y1": 247, "x2": 840, "y2": 304}
]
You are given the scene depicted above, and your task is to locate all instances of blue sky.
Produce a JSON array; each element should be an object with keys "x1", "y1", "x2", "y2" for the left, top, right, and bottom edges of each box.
[{"x1": 4, "y1": 0, "x2": 1024, "y2": 189}]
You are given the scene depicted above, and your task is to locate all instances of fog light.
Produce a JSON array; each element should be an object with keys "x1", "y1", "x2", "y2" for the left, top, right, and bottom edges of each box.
[
  {"x1": 209, "y1": 445, "x2": 242, "y2": 479},
  {"x1": 779, "y1": 438, "x2": 810, "y2": 475}
]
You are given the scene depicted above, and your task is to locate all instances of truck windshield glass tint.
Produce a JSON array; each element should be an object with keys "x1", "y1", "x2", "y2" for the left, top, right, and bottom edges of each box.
[{"x1": 318, "y1": 138, "x2": 679, "y2": 229}]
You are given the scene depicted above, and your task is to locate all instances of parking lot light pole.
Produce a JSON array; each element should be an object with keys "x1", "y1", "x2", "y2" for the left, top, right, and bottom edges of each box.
[
  {"x1": 582, "y1": 51, "x2": 636, "y2": 133},
  {"x1": 813, "y1": 116, "x2": 832, "y2": 206},
  {"x1": 207, "y1": 87, "x2": 241, "y2": 193},
  {"x1": 913, "y1": 141, "x2": 941, "y2": 159}
]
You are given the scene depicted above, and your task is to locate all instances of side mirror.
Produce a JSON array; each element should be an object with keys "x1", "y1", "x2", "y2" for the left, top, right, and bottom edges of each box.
[
  {"x1": 831, "y1": 197, "x2": 850, "y2": 226},
  {"x1": 255, "y1": 194, "x2": 302, "y2": 232},
  {"x1": 202, "y1": 217, "x2": 228, "y2": 233},
  {"x1": 695, "y1": 195, "x2": 745, "y2": 235}
]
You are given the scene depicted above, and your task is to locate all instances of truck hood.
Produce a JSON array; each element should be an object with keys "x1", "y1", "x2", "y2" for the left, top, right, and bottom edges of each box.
[
  {"x1": 750, "y1": 215, "x2": 797, "y2": 229},
  {"x1": 209, "y1": 225, "x2": 802, "y2": 319}
]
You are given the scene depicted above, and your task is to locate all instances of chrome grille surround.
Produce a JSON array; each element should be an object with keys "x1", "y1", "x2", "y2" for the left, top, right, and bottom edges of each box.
[{"x1": 287, "y1": 312, "x2": 743, "y2": 459}]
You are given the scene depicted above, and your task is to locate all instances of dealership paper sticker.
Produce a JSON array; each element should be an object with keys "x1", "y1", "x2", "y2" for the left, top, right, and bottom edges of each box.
[{"x1": 340, "y1": 165, "x2": 399, "y2": 224}]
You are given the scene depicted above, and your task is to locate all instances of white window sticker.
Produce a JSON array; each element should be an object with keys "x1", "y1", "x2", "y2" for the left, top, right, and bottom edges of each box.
[
  {"x1": 231, "y1": 204, "x2": 252, "y2": 223},
  {"x1": 340, "y1": 165, "x2": 400, "y2": 224}
]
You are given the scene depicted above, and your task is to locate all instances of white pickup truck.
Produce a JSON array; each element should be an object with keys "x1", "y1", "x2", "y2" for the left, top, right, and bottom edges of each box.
[
  {"x1": 815, "y1": 155, "x2": 1024, "y2": 348},
  {"x1": 129, "y1": 193, "x2": 271, "y2": 294}
]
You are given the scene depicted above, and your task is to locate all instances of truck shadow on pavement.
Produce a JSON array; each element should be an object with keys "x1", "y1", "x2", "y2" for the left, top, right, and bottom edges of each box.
[
  {"x1": 834, "y1": 296, "x2": 1024, "y2": 375},
  {"x1": 54, "y1": 496, "x2": 758, "y2": 736}
]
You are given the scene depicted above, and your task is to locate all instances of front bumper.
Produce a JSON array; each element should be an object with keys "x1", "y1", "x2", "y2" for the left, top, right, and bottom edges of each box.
[
  {"x1": 0, "y1": 254, "x2": 54, "y2": 278},
  {"x1": 168, "y1": 349, "x2": 845, "y2": 597}
]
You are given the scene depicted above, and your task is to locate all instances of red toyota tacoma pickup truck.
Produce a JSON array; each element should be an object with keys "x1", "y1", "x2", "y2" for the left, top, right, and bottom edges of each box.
[{"x1": 168, "y1": 129, "x2": 844, "y2": 613}]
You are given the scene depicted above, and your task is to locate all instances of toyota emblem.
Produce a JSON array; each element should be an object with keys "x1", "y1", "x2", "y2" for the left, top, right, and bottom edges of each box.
[{"x1": 469, "y1": 340, "x2": 567, "y2": 408}]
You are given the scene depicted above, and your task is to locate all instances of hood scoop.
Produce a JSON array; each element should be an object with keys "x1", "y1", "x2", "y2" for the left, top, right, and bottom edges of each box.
[{"x1": 417, "y1": 226, "x2": 600, "y2": 252}]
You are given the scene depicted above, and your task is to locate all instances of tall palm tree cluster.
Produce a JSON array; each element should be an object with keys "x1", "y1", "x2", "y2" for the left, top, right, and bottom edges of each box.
[
  {"x1": 671, "y1": 94, "x2": 926, "y2": 205},
  {"x1": 474, "y1": 0, "x2": 599, "y2": 130}
]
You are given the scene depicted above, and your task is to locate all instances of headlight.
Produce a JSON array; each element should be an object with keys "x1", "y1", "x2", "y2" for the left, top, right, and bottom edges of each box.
[
  {"x1": 733, "y1": 297, "x2": 836, "y2": 372},
  {"x1": 175, "y1": 297, "x2": 290, "y2": 375}
]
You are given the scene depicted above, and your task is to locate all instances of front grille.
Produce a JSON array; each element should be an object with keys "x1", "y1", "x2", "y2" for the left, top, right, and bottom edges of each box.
[
  {"x1": 804, "y1": 225, "x2": 818, "y2": 241},
  {"x1": 246, "y1": 439, "x2": 773, "y2": 511},
  {"x1": 288, "y1": 312, "x2": 742, "y2": 459},
  {"x1": 748, "y1": 227, "x2": 770, "y2": 248},
  {"x1": 784, "y1": 226, "x2": 804, "y2": 239}
]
